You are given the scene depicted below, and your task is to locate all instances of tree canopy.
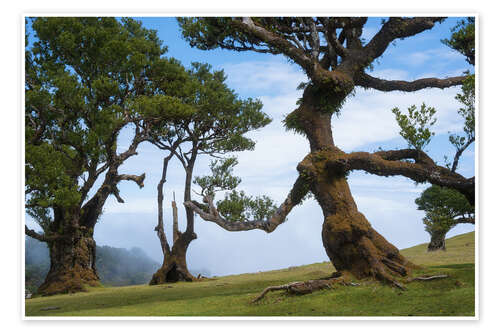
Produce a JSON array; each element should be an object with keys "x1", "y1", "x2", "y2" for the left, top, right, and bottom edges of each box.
[
  {"x1": 25, "y1": 17, "x2": 193, "y2": 240},
  {"x1": 178, "y1": 16, "x2": 475, "y2": 287}
]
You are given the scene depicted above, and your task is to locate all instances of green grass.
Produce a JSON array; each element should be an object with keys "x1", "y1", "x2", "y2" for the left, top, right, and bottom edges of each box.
[{"x1": 25, "y1": 232, "x2": 475, "y2": 317}]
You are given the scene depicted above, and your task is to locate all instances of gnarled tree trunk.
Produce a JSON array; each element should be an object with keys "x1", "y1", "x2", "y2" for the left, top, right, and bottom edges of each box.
[
  {"x1": 150, "y1": 152, "x2": 198, "y2": 285},
  {"x1": 150, "y1": 232, "x2": 196, "y2": 284},
  {"x1": 37, "y1": 226, "x2": 99, "y2": 295},
  {"x1": 296, "y1": 84, "x2": 416, "y2": 285}
]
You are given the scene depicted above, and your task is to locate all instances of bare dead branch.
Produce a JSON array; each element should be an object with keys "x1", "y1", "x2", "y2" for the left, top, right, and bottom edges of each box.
[
  {"x1": 407, "y1": 274, "x2": 448, "y2": 282},
  {"x1": 251, "y1": 277, "x2": 356, "y2": 303}
]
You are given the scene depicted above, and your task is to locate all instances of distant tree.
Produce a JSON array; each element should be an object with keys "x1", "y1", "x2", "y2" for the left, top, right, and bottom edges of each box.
[
  {"x1": 179, "y1": 17, "x2": 475, "y2": 288},
  {"x1": 148, "y1": 63, "x2": 271, "y2": 284},
  {"x1": 396, "y1": 19, "x2": 475, "y2": 251},
  {"x1": 415, "y1": 185, "x2": 474, "y2": 251},
  {"x1": 25, "y1": 17, "x2": 192, "y2": 295}
]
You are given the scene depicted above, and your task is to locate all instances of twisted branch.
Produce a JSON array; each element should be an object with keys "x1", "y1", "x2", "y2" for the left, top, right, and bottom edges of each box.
[{"x1": 184, "y1": 175, "x2": 310, "y2": 233}]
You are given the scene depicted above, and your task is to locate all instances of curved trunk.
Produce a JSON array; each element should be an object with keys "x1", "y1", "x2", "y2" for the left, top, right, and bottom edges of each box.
[
  {"x1": 150, "y1": 232, "x2": 196, "y2": 284},
  {"x1": 297, "y1": 86, "x2": 416, "y2": 285},
  {"x1": 37, "y1": 227, "x2": 99, "y2": 295},
  {"x1": 427, "y1": 231, "x2": 447, "y2": 251}
]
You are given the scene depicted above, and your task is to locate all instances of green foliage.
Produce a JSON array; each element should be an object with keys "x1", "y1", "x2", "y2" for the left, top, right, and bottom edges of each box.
[
  {"x1": 449, "y1": 74, "x2": 475, "y2": 149},
  {"x1": 25, "y1": 17, "x2": 191, "y2": 232},
  {"x1": 194, "y1": 157, "x2": 278, "y2": 222},
  {"x1": 442, "y1": 17, "x2": 475, "y2": 65},
  {"x1": 194, "y1": 157, "x2": 241, "y2": 197},
  {"x1": 415, "y1": 185, "x2": 474, "y2": 237},
  {"x1": 216, "y1": 190, "x2": 277, "y2": 222},
  {"x1": 149, "y1": 62, "x2": 270, "y2": 156},
  {"x1": 392, "y1": 103, "x2": 437, "y2": 151}
]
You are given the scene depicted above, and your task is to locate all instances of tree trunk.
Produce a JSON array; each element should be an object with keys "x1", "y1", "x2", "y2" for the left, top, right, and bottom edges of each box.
[
  {"x1": 150, "y1": 232, "x2": 196, "y2": 284},
  {"x1": 37, "y1": 227, "x2": 99, "y2": 296},
  {"x1": 427, "y1": 231, "x2": 447, "y2": 251},
  {"x1": 297, "y1": 86, "x2": 416, "y2": 285}
]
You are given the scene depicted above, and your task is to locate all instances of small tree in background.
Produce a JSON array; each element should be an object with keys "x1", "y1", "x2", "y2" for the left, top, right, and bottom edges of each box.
[
  {"x1": 148, "y1": 63, "x2": 271, "y2": 284},
  {"x1": 393, "y1": 18, "x2": 475, "y2": 251},
  {"x1": 415, "y1": 185, "x2": 474, "y2": 251}
]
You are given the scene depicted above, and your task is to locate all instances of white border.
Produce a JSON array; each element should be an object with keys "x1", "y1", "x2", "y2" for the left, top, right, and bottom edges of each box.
[{"x1": 20, "y1": 11, "x2": 479, "y2": 322}]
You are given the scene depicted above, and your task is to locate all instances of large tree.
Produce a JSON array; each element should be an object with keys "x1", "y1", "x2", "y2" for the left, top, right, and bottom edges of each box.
[
  {"x1": 179, "y1": 17, "x2": 475, "y2": 287},
  {"x1": 25, "y1": 17, "x2": 192, "y2": 295},
  {"x1": 148, "y1": 63, "x2": 271, "y2": 284}
]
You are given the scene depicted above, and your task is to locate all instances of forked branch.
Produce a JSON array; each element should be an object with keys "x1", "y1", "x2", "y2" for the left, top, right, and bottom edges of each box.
[
  {"x1": 184, "y1": 175, "x2": 310, "y2": 233},
  {"x1": 325, "y1": 149, "x2": 474, "y2": 205}
]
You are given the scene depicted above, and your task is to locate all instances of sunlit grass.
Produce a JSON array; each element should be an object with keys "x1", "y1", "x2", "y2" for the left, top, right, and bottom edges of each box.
[{"x1": 25, "y1": 232, "x2": 475, "y2": 317}]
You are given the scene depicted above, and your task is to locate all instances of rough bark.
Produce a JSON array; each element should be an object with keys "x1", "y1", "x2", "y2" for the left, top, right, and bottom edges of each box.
[
  {"x1": 324, "y1": 149, "x2": 475, "y2": 206},
  {"x1": 150, "y1": 152, "x2": 198, "y2": 285},
  {"x1": 179, "y1": 18, "x2": 475, "y2": 289},
  {"x1": 150, "y1": 232, "x2": 196, "y2": 284},
  {"x1": 427, "y1": 231, "x2": 447, "y2": 251},
  {"x1": 37, "y1": 226, "x2": 99, "y2": 296}
]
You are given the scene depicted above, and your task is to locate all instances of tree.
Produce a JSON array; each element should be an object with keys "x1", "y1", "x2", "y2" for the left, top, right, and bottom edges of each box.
[
  {"x1": 178, "y1": 17, "x2": 475, "y2": 287},
  {"x1": 148, "y1": 63, "x2": 271, "y2": 284},
  {"x1": 442, "y1": 18, "x2": 475, "y2": 66},
  {"x1": 25, "y1": 17, "x2": 192, "y2": 295},
  {"x1": 415, "y1": 185, "x2": 474, "y2": 251}
]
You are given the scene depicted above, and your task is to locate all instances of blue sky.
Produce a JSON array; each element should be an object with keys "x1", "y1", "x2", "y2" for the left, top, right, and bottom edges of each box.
[{"x1": 26, "y1": 17, "x2": 475, "y2": 276}]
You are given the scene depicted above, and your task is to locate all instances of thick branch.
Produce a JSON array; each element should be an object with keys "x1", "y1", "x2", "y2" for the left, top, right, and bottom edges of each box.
[
  {"x1": 326, "y1": 149, "x2": 474, "y2": 205},
  {"x1": 233, "y1": 18, "x2": 315, "y2": 76},
  {"x1": 184, "y1": 175, "x2": 310, "y2": 233},
  {"x1": 25, "y1": 226, "x2": 61, "y2": 242},
  {"x1": 364, "y1": 17, "x2": 444, "y2": 61},
  {"x1": 454, "y1": 217, "x2": 475, "y2": 225},
  {"x1": 117, "y1": 173, "x2": 146, "y2": 188},
  {"x1": 355, "y1": 72, "x2": 467, "y2": 92}
]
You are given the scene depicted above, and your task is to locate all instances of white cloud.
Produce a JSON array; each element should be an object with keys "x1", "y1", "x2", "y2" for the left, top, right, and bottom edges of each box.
[
  {"x1": 333, "y1": 85, "x2": 463, "y2": 151},
  {"x1": 220, "y1": 60, "x2": 307, "y2": 96},
  {"x1": 400, "y1": 48, "x2": 463, "y2": 67}
]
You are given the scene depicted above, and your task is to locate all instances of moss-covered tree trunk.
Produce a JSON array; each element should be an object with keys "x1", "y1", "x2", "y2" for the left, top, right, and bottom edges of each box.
[
  {"x1": 296, "y1": 84, "x2": 416, "y2": 285},
  {"x1": 37, "y1": 226, "x2": 99, "y2": 295}
]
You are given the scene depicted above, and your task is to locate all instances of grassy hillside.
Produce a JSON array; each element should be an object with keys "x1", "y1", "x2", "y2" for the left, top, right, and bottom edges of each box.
[{"x1": 25, "y1": 232, "x2": 475, "y2": 317}]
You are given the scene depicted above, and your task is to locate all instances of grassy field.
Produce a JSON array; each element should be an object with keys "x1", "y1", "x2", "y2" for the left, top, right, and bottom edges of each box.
[{"x1": 25, "y1": 232, "x2": 475, "y2": 317}]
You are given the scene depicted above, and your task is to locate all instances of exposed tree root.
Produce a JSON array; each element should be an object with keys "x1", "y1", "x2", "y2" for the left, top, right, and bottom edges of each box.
[
  {"x1": 251, "y1": 277, "x2": 358, "y2": 303},
  {"x1": 251, "y1": 273, "x2": 449, "y2": 303},
  {"x1": 406, "y1": 274, "x2": 448, "y2": 283}
]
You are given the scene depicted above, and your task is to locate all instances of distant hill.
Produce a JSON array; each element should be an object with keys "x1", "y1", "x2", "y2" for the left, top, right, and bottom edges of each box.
[
  {"x1": 25, "y1": 237, "x2": 161, "y2": 292},
  {"x1": 400, "y1": 231, "x2": 475, "y2": 266}
]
